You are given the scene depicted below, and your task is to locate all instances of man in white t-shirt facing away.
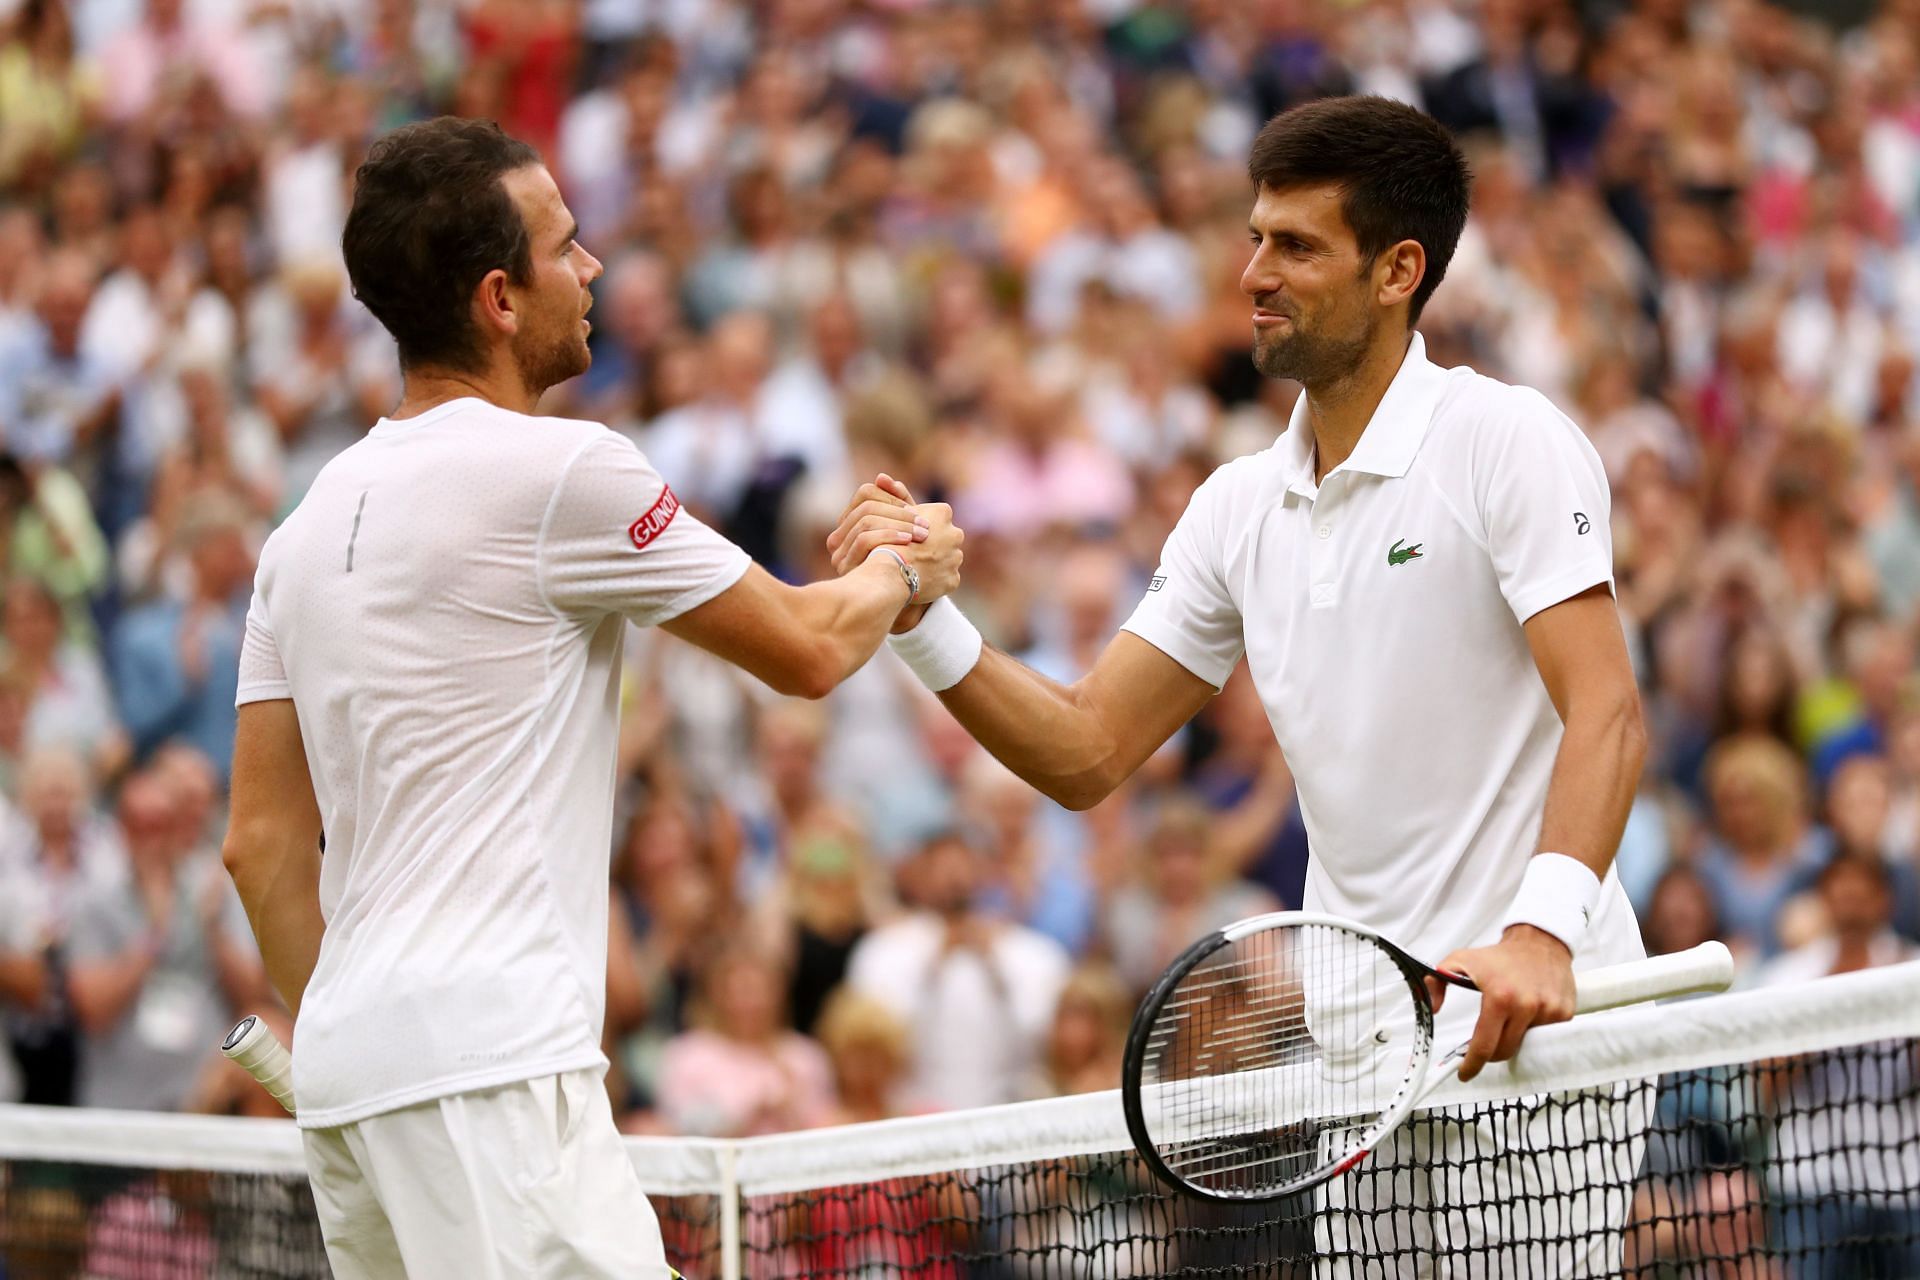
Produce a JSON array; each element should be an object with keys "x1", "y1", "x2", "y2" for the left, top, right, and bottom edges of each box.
[
  {"x1": 828, "y1": 96, "x2": 1649, "y2": 1276},
  {"x1": 220, "y1": 116, "x2": 963, "y2": 1280}
]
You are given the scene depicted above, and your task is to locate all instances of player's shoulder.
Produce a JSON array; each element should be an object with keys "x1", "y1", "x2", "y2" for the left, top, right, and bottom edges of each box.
[{"x1": 1427, "y1": 365, "x2": 1599, "y2": 467}]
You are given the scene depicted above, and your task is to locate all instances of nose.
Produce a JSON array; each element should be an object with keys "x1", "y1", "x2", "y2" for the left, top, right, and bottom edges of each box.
[
  {"x1": 580, "y1": 245, "x2": 605, "y2": 284},
  {"x1": 1240, "y1": 240, "x2": 1277, "y2": 300}
]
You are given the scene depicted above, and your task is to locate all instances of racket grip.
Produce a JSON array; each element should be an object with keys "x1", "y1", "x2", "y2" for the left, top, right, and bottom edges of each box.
[
  {"x1": 222, "y1": 1015, "x2": 297, "y2": 1118},
  {"x1": 1572, "y1": 941, "x2": 1735, "y2": 1015}
]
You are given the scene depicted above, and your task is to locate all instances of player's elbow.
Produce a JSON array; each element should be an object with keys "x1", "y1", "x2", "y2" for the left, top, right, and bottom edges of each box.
[
  {"x1": 763, "y1": 643, "x2": 844, "y2": 701},
  {"x1": 1044, "y1": 763, "x2": 1123, "y2": 812}
]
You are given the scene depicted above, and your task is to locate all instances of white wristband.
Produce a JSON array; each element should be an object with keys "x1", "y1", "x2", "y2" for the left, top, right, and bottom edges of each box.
[
  {"x1": 1499, "y1": 853, "x2": 1602, "y2": 953},
  {"x1": 886, "y1": 597, "x2": 983, "y2": 692}
]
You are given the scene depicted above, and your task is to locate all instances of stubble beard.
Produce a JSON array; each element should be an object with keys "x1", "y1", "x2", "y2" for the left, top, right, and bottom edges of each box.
[
  {"x1": 512, "y1": 307, "x2": 592, "y2": 397},
  {"x1": 1251, "y1": 308, "x2": 1376, "y2": 389}
]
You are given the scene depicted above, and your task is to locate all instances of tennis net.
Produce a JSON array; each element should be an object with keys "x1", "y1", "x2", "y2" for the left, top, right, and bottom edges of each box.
[{"x1": 2, "y1": 961, "x2": 1916, "y2": 1278}]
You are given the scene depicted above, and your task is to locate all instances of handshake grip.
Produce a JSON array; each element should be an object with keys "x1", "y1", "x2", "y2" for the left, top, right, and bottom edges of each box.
[{"x1": 222, "y1": 1015, "x2": 297, "y2": 1117}]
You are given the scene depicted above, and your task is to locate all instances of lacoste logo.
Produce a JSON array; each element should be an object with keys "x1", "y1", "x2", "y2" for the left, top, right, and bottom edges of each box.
[{"x1": 1387, "y1": 539, "x2": 1424, "y2": 566}]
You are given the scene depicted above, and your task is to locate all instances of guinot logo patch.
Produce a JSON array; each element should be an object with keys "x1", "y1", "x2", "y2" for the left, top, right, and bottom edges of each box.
[{"x1": 629, "y1": 486, "x2": 681, "y2": 550}]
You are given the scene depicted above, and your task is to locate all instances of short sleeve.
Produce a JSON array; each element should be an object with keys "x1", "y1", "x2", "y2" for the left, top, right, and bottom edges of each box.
[
  {"x1": 1120, "y1": 472, "x2": 1244, "y2": 688},
  {"x1": 540, "y1": 434, "x2": 752, "y2": 627},
  {"x1": 1477, "y1": 397, "x2": 1615, "y2": 625},
  {"x1": 235, "y1": 591, "x2": 291, "y2": 706}
]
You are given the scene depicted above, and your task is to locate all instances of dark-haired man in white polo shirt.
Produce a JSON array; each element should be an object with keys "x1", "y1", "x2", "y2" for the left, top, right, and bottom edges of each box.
[{"x1": 829, "y1": 95, "x2": 1649, "y2": 1275}]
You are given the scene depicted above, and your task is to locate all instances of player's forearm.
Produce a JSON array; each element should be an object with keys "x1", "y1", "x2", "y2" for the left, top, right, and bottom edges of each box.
[
  {"x1": 937, "y1": 648, "x2": 1127, "y2": 811},
  {"x1": 786, "y1": 557, "x2": 913, "y2": 698},
  {"x1": 1534, "y1": 689, "x2": 1647, "y2": 881},
  {"x1": 223, "y1": 830, "x2": 325, "y2": 1020}
]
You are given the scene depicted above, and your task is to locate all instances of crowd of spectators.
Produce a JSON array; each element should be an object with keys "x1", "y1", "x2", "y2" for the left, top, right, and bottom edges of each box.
[{"x1": 0, "y1": 0, "x2": 1918, "y2": 1168}]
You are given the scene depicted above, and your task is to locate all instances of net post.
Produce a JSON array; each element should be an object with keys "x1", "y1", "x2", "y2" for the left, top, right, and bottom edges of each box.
[{"x1": 719, "y1": 1140, "x2": 742, "y2": 1280}]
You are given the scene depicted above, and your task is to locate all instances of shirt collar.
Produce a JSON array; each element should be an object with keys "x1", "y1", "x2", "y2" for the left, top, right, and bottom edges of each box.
[{"x1": 1277, "y1": 331, "x2": 1449, "y2": 491}]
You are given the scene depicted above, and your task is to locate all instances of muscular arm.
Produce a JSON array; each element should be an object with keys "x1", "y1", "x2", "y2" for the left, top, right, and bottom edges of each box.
[
  {"x1": 931, "y1": 632, "x2": 1216, "y2": 811},
  {"x1": 222, "y1": 699, "x2": 326, "y2": 1019},
  {"x1": 1526, "y1": 584, "x2": 1648, "y2": 883},
  {"x1": 662, "y1": 556, "x2": 915, "y2": 701},
  {"x1": 1444, "y1": 584, "x2": 1647, "y2": 1079}
]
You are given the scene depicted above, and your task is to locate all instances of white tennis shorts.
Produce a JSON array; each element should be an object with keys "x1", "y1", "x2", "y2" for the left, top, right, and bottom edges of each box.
[
  {"x1": 301, "y1": 1068, "x2": 674, "y2": 1279},
  {"x1": 1314, "y1": 1080, "x2": 1653, "y2": 1279}
]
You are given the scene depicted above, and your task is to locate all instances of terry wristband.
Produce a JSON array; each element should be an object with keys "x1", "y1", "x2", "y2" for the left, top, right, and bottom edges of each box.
[
  {"x1": 887, "y1": 597, "x2": 983, "y2": 692},
  {"x1": 1500, "y1": 852, "x2": 1602, "y2": 953}
]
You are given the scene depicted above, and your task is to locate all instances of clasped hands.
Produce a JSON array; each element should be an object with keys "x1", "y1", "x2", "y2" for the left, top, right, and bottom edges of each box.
[{"x1": 825, "y1": 473, "x2": 957, "y2": 632}]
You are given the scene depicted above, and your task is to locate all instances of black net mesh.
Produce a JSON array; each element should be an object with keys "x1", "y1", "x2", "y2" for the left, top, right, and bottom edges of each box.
[
  {"x1": 0, "y1": 1158, "x2": 719, "y2": 1278},
  {"x1": 742, "y1": 1041, "x2": 1920, "y2": 1279},
  {"x1": 1, "y1": 1040, "x2": 1915, "y2": 1278}
]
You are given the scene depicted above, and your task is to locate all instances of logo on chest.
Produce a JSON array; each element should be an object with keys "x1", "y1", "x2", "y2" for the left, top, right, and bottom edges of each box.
[{"x1": 1387, "y1": 538, "x2": 1424, "y2": 566}]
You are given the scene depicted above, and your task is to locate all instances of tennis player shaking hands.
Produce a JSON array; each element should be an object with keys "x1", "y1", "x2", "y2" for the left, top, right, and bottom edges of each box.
[
  {"x1": 830, "y1": 96, "x2": 1648, "y2": 1276},
  {"x1": 220, "y1": 118, "x2": 960, "y2": 1280}
]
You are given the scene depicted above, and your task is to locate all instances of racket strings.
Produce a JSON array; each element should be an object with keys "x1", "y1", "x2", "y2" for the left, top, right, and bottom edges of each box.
[{"x1": 1136, "y1": 923, "x2": 1424, "y2": 1197}]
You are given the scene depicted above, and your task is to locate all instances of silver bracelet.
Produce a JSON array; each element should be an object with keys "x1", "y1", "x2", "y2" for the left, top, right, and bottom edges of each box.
[{"x1": 873, "y1": 546, "x2": 920, "y2": 604}]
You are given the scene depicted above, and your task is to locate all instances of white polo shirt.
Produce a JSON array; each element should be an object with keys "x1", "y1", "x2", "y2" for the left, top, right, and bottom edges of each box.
[{"x1": 1123, "y1": 333, "x2": 1643, "y2": 1042}]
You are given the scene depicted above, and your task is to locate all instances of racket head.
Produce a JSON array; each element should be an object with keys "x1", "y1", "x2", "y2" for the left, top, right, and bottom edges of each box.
[{"x1": 1121, "y1": 912, "x2": 1437, "y2": 1202}]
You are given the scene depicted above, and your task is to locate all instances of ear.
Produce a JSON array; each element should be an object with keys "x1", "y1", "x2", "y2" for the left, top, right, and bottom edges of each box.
[
  {"x1": 1375, "y1": 239, "x2": 1427, "y2": 312},
  {"x1": 473, "y1": 266, "x2": 518, "y2": 339}
]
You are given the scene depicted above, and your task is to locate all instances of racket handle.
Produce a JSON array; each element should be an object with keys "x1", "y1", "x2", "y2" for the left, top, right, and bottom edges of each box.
[
  {"x1": 1571, "y1": 941, "x2": 1735, "y2": 1015},
  {"x1": 222, "y1": 1015, "x2": 297, "y2": 1118}
]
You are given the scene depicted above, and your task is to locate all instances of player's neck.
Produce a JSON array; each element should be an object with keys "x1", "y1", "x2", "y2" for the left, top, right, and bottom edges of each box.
[
  {"x1": 392, "y1": 360, "x2": 544, "y2": 420},
  {"x1": 1304, "y1": 329, "x2": 1413, "y2": 484}
]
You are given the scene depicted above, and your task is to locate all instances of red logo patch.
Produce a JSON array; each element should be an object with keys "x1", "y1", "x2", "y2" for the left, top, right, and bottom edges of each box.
[{"x1": 628, "y1": 486, "x2": 681, "y2": 550}]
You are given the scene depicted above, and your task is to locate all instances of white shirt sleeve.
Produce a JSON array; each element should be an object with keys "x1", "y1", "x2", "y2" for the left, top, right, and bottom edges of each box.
[
  {"x1": 235, "y1": 590, "x2": 292, "y2": 706},
  {"x1": 1120, "y1": 470, "x2": 1244, "y2": 688},
  {"x1": 539, "y1": 433, "x2": 752, "y2": 628},
  {"x1": 1477, "y1": 394, "x2": 1615, "y2": 625}
]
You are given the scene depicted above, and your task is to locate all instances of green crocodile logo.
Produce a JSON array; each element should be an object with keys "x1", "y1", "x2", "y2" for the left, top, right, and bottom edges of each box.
[{"x1": 1388, "y1": 539, "x2": 1424, "y2": 566}]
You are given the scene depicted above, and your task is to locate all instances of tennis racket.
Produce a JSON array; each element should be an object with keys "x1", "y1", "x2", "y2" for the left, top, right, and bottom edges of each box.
[
  {"x1": 1121, "y1": 911, "x2": 1733, "y2": 1202},
  {"x1": 222, "y1": 1015, "x2": 297, "y2": 1117}
]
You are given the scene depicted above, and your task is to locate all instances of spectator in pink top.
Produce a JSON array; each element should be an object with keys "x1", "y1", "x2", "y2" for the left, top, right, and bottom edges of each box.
[{"x1": 656, "y1": 942, "x2": 834, "y2": 1138}]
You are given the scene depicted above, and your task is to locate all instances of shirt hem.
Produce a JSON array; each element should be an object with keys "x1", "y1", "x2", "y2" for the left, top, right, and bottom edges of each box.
[
  {"x1": 646, "y1": 553, "x2": 751, "y2": 627},
  {"x1": 1506, "y1": 563, "x2": 1614, "y2": 626},
  {"x1": 1118, "y1": 619, "x2": 1236, "y2": 690},
  {"x1": 293, "y1": 1047, "x2": 609, "y2": 1130},
  {"x1": 234, "y1": 682, "x2": 293, "y2": 707}
]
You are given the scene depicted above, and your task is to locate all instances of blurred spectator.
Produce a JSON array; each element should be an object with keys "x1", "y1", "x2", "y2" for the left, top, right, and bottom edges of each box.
[
  {"x1": 108, "y1": 494, "x2": 253, "y2": 779},
  {"x1": 0, "y1": 857, "x2": 46, "y2": 1105},
  {"x1": 846, "y1": 831, "x2": 1070, "y2": 1111},
  {"x1": 0, "y1": 0, "x2": 96, "y2": 190},
  {"x1": 655, "y1": 942, "x2": 834, "y2": 1138},
  {"x1": 1759, "y1": 853, "x2": 1916, "y2": 985},
  {"x1": 3, "y1": 575, "x2": 123, "y2": 776},
  {"x1": 751, "y1": 824, "x2": 882, "y2": 1036},
  {"x1": 1695, "y1": 736, "x2": 1832, "y2": 957},
  {"x1": 65, "y1": 766, "x2": 262, "y2": 1111},
  {"x1": 0, "y1": 248, "x2": 115, "y2": 467},
  {"x1": 813, "y1": 987, "x2": 913, "y2": 1126},
  {"x1": 1102, "y1": 795, "x2": 1278, "y2": 995},
  {"x1": 606, "y1": 792, "x2": 732, "y2": 1116},
  {"x1": 1640, "y1": 865, "x2": 1734, "y2": 965},
  {"x1": 96, "y1": 0, "x2": 264, "y2": 125},
  {"x1": 0, "y1": 746, "x2": 116, "y2": 1106},
  {"x1": 1036, "y1": 964, "x2": 1130, "y2": 1097}
]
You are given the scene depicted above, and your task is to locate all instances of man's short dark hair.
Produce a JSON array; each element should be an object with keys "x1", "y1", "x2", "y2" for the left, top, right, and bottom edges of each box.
[
  {"x1": 342, "y1": 117, "x2": 541, "y2": 372},
  {"x1": 1247, "y1": 96, "x2": 1471, "y2": 325}
]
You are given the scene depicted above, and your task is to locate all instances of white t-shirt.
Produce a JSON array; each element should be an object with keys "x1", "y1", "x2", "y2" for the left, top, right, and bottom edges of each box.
[
  {"x1": 1122, "y1": 333, "x2": 1643, "y2": 1046},
  {"x1": 237, "y1": 397, "x2": 749, "y2": 1128}
]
